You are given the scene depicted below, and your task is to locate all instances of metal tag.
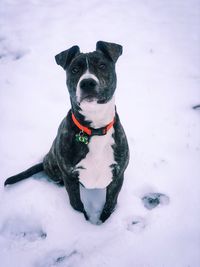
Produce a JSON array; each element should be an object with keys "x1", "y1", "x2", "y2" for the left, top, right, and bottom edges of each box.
[{"x1": 75, "y1": 131, "x2": 89, "y2": 145}]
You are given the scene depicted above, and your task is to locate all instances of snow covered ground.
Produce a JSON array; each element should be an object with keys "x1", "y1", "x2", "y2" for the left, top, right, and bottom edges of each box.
[{"x1": 0, "y1": 0, "x2": 200, "y2": 266}]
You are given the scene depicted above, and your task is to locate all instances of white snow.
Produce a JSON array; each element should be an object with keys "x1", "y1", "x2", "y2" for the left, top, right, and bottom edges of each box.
[
  {"x1": 0, "y1": 0, "x2": 200, "y2": 266},
  {"x1": 80, "y1": 185, "x2": 106, "y2": 224}
]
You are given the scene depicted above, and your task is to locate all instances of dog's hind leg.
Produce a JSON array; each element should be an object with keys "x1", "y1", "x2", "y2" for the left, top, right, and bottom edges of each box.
[{"x1": 4, "y1": 163, "x2": 44, "y2": 186}]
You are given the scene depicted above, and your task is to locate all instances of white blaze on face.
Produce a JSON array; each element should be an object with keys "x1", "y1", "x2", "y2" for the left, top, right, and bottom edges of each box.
[{"x1": 76, "y1": 70, "x2": 99, "y2": 104}]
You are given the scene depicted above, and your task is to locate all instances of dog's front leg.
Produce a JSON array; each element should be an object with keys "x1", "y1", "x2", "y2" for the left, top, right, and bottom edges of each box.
[
  {"x1": 63, "y1": 178, "x2": 88, "y2": 219},
  {"x1": 100, "y1": 175, "x2": 124, "y2": 222}
]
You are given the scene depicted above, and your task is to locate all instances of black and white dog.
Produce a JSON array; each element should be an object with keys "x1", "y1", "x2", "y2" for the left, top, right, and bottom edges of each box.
[{"x1": 4, "y1": 41, "x2": 129, "y2": 223}]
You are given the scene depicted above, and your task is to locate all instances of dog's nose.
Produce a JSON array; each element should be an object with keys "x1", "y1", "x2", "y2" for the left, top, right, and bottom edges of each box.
[{"x1": 80, "y1": 78, "x2": 97, "y2": 92}]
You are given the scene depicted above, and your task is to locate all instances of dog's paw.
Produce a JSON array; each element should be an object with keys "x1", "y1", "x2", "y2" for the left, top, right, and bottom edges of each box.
[
  {"x1": 35, "y1": 249, "x2": 82, "y2": 267},
  {"x1": 0, "y1": 216, "x2": 47, "y2": 242},
  {"x1": 126, "y1": 216, "x2": 147, "y2": 233},
  {"x1": 142, "y1": 192, "x2": 170, "y2": 210},
  {"x1": 99, "y1": 210, "x2": 112, "y2": 223}
]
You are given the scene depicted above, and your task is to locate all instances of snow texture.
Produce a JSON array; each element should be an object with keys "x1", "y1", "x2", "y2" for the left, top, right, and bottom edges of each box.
[{"x1": 0, "y1": 0, "x2": 200, "y2": 266}]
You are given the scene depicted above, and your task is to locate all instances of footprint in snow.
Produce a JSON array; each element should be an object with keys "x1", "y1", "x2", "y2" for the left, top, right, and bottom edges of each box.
[
  {"x1": 35, "y1": 249, "x2": 82, "y2": 267},
  {"x1": 142, "y1": 192, "x2": 170, "y2": 210},
  {"x1": 0, "y1": 50, "x2": 27, "y2": 60},
  {"x1": 0, "y1": 216, "x2": 47, "y2": 242},
  {"x1": 127, "y1": 216, "x2": 147, "y2": 233},
  {"x1": 192, "y1": 104, "x2": 200, "y2": 110},
  {"x1": 127, "y1": 193, "x2": 169, "y2": 233}
]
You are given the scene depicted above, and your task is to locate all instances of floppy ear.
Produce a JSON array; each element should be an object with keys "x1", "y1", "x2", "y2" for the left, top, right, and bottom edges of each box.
[
  {"x1": 55, "y1": 45, "x2": 80, "y2": 70},
  {"x1": 96, "y1": 41, "x2": 123, "y2": 63}
]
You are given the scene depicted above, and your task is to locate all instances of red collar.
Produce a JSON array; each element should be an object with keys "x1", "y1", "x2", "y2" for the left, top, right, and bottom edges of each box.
[{"x1": 72, "y1": 113, "x2": 115, "y2": 136}]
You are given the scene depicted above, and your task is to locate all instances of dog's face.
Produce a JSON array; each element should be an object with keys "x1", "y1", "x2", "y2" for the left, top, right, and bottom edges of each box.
[
  {"x1": 55, "y1": 41, "x2": 122, "y2": 107},
  {"x1": 67, "y1": 51, "x2": 116, "y2": 105}
]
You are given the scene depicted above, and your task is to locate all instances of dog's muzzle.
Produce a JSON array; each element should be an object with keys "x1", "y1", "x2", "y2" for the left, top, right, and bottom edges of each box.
[{"x1": 80, "y1": 78, "x2": 98, "y2": 102}]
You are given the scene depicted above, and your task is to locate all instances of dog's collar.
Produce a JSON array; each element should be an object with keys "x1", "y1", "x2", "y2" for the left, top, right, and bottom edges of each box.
[{"x1": 72, "y1": 113, "x2": 115, "y2": 136}]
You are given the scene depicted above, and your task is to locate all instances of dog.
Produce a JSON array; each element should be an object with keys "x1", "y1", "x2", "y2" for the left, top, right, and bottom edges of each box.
[{"x1": 4, "y1": 41, "x2": 129, "y2": 223}]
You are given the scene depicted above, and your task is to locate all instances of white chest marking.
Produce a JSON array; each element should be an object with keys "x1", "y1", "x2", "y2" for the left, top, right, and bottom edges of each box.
[
  {"x1": 77, "y1": 128, "x2": 116, "y2": 189},
  {"x1": 80, "y1": 96, "x2": 115, "y2": 128}
]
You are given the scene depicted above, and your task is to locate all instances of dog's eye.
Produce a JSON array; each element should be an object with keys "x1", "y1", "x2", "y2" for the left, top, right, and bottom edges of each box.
[
  {"x1": 99, "y1": 63, "x2": 106, "y2": 70},
  {"x1": 71, "y1": 67, "x2": 79, "y2": 74}
]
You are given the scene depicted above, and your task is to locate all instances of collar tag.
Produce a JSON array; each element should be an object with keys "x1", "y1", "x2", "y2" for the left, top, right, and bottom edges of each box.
[{"x1": 75, "y1": 131, "x2": 89, "y2": 145}]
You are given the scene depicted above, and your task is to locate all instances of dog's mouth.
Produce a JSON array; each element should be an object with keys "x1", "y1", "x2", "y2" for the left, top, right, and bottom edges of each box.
[
  {"x1": 79, "y1": 91, "x2": 99, "y2": 103},
  {"x1": 77, "y1": 91, "x2": 109, "y2": 105},
  {"x1": 81, "y1": 95, "x2": 97, "y2": 102},
  {"x1": 80, "y1": 95, "x2": 110, "y2": 105}
]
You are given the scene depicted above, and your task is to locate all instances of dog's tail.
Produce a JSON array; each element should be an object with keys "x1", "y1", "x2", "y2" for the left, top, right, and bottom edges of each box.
[{"x1": 4, "y1": 163, "x2": 44, "y2": 186}]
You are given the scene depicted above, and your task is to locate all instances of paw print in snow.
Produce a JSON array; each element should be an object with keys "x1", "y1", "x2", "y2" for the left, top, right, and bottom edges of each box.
[
  {"x1": 142, "y1": 192, "x2": 170, "y2": 210},
  {"x1": 35, "y1": 249, "x2": 82, "y2": 267},
  {"x1": 0, "y1": 216, "x2": 47, "y2": 242},
  {"x1": 127, "y1": 216, "x2": 147, "y2": 233}
]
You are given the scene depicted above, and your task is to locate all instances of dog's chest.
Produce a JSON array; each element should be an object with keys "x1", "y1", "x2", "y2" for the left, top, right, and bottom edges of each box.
[{"x1": 76, "y1": 128, "x2": 116, "y2": 189}]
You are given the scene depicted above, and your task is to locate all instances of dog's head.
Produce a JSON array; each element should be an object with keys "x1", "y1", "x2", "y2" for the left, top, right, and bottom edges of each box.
[{"x1": 55, "y1": 41, "x2": 122, "y2": 107}]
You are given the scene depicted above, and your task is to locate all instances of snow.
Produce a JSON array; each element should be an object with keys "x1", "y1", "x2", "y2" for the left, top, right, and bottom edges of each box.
[{"x1": 0, "y1": 0, "x2": 200, "y2": 266}]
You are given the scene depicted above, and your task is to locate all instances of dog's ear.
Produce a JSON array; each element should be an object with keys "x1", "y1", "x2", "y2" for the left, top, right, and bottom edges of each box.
[
  {"x1": 55, "y1": 46, "x2": 80, "y2": 70},
  {"x1": 96, "y1": 41, "x2": 122, "y2": 63}
]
